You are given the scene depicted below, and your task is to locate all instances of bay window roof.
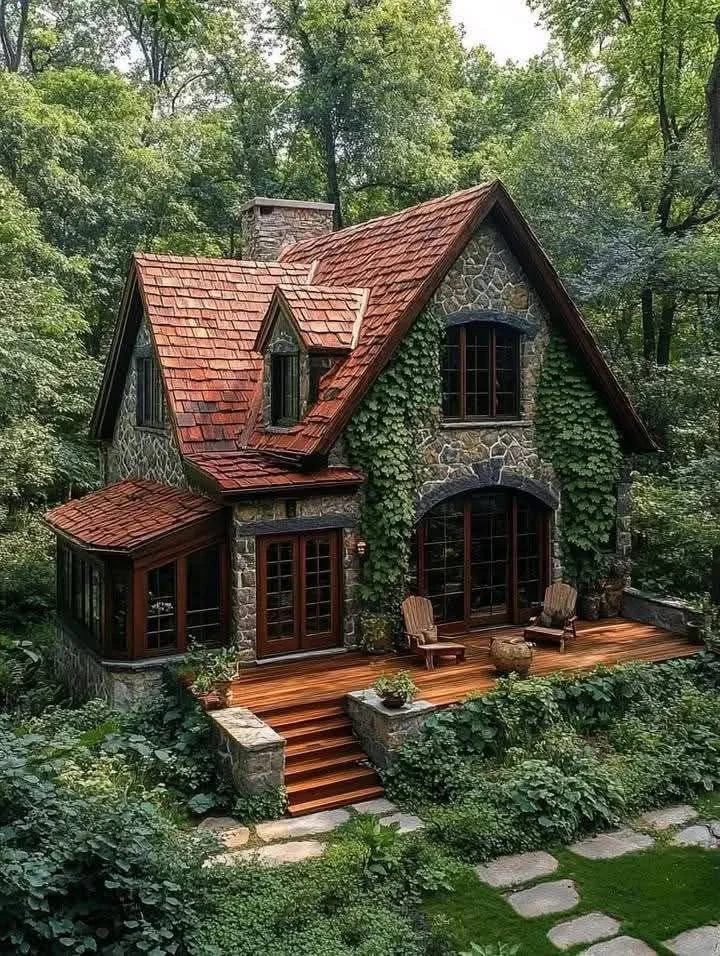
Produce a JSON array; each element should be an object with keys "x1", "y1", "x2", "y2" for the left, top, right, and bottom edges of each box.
[{"x1": 45, "y1": 478, "x2": 223, "y2": 554}]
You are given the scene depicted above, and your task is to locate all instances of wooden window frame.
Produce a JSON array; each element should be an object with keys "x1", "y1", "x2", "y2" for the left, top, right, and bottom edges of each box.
[
  {"x1": 257, "y1": 530, "x2": 343, "y2": 659},
  {"x1": 135, "y1": 354, "x2": 165, "y2": 429},
  {"x1": 442, "y1": 323, "x2": 521, "y2": 422},
  {"x1": 416, "y1": 492, "x2": 549, "y2": 632},
  {"x1": 270, "y1": 351, "x2": 300, "y2": 426}
]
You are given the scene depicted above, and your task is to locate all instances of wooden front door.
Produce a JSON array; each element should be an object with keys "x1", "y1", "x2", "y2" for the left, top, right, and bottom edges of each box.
[
  {"x1": 416, "y1": 490, "x2": 549, "y2": 631},
  {"x1": 257, "y1": 531, "x2": 343, "y2": 658}
]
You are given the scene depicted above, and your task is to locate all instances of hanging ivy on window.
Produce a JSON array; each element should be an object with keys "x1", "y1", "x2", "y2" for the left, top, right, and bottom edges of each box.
[
  {"x1": 345, "y1": 307, "x2": 445, "y2": 612},
  {"x1": 535, "y1": 334, "x2": 622, "y2": 586}
]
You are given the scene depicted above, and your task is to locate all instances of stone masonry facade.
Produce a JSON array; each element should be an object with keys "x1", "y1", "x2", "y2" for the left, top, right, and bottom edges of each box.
[{"x1": 104, "y1": 318, "x2": 187, "y2": 488}]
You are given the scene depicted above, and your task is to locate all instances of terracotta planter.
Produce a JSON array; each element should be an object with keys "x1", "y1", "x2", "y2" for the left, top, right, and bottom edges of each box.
[
  {"x1": 213, "y1": 680, "x2": 232, "y2": 707},
  {"x1": 381, "y1": 693, "x2": 408, "y2": 710},
  {"x1": 490, "y1": 636, "x2": 534, "y2": 677},
  {"x1": 198, "y1": 690, "x2": 223, "y2": 711}
]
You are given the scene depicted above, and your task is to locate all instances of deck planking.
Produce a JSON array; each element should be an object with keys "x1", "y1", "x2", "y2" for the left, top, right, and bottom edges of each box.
[{"x1": 230, "y1": 618, "x2": 699, "y2": 714}]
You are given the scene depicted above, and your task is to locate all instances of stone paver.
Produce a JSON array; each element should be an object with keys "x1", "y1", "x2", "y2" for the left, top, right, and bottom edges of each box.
[
  {"x1": 219, "y1": 826, "x2": 251, "y2": 848},
  {"x1": 570, "y1": 827, "x2": 654, "y2": 860},
  {"x1": 231, "y1": 840, "x2": 327, "y2": 866},
  {"x1": 197, "y1": 816, "x2": 250, "y2": 848},
  {"x1": 255, "y1": 809, "x2": 350, "y2": 842},
  {"x1": 197, "y1": 815, "x2": 242, "y2": 832},
  {"x1": 506, "y1": 879, "x2": 579, "y2": 918},
  {"x1": 580, "y1": 937, "x2": 657, "y2": 955},
  {"x1": 664, "y1": 925, "x2": 720, "y2": 955},
  {"x1": 476, "y1": 850, "x2": 559, "y2": 889},
  {"x1": 672, "y1": 824, "x2": 719, "y2": 849},
  {"x1": 379, "y1": 812, "x2": 425, "y2": 834},
  {"x1": 351, "y1": 797, "x2": 397, "y2": 816},
  {"x1": 548, "y1": 912, "x2": 621, "y2": 951},
  {"x1": 638, "y1": 805, "x2": 698, "y2": 831}
]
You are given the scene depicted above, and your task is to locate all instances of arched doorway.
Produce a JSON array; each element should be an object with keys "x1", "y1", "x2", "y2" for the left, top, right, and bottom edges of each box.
[{"x1": 414, "y1": 489, "x2": 551, "y2": 631}]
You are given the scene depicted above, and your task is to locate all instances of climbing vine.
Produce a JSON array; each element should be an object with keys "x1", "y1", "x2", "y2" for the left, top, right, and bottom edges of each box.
[
  {"x1": 345, "y1": 307, "x2": 445, "y2": 612},
  {"x1": 535, "y1": 334, "x2": 622, "y2": 586}
]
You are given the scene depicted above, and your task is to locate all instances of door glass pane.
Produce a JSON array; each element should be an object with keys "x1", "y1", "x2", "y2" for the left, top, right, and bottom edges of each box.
[
  {"x1": 186, "y1": 545, "x2": 221, "y2": 645},
  {"x1": 266, "y1": 540, "x2": 295, "y2": 640},
  {"x1": 147, "y1": 562, "x2": 176, "y2": 650},
  {"x1": 422, "y1": 498, "x2": 465, "y2": 623},
  {"x1": 517, "y1": 498, "x2": 544, "y2": 610},
  {"x1": 304, "y1": 537, "x2": 333, "y2": 636},
  {"x1": 470, "y1": 492, "x2": 508, "y2": 619}
]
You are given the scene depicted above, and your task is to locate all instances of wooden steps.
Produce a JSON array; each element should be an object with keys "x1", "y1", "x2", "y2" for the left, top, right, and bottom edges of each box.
[{"x1": 256, "y1": 696, "x2": 384, "y2": 817}]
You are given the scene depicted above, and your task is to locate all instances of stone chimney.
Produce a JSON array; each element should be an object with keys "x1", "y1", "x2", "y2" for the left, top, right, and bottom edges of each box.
[{"x1": 240, "y1": 197, "x2": 335, "y2": 261}]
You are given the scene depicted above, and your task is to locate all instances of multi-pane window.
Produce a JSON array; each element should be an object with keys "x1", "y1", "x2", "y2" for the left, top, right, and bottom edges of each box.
[
  {"x1": 136, "y1": 354, "x2": 165, "y2": 428},
  {"x1": 270, "y1": 352, "x2": 300, "y2": 425},
  {"x1": 186, "y1": 546, "x2": 222, "y2": 645},
  {"x1": 57, "y1": 544, "x2": 104, "y2": 648},
  {"x1": 442, "y1": 323, "x2": 520, "y2": 420}
]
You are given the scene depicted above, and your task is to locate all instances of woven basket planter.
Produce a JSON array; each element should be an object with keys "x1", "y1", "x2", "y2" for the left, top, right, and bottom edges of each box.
[{"x1": 490, "y1": 636, "x2": 534, "y2": 676}]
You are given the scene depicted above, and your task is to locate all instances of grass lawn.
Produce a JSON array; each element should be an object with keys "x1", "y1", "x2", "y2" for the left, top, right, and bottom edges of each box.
[{"x1": 426, "y1": 844, "x2": 720, "y2": 954}]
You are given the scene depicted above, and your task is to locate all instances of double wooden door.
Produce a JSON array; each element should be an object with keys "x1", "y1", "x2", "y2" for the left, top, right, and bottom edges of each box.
[
  {"x1": 257, "y1": 531, "x2": 342, "y2": 658},
  {"x1": 416, "y1": 490, "x2": 549, "y2": 631}
]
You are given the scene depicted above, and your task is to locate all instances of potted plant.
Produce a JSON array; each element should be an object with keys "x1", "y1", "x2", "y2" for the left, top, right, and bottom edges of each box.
[
  {"x1": 190, "y1": 645, "x2": 242, "y2": 708},
  {"x1": 372, "y1": 671, "x2": 418, "y2": 709},
  {"x1": 361, "y1": 612, "x2": 395, "y2": 655}
]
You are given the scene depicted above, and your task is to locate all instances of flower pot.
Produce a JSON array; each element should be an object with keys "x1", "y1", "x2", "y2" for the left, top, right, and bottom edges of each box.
[
  {"x1": 686, "y1": 621, "x2": 702, "y2": 644},
  {"x1": 198, "y1": 691, "x2": 223, "y2": 711},
  {"x1": 213, "y1": 680, "x2": 232, "y2": 707},
  {"x1": 381, "y1": 693, "x2": 408, "y2": 710},
  {"x1": 490, "y1": 636, "x2": 534, "y2": 677},
  {"x1": 579, "y1": 594, "x2": 601, "y2": 620}
]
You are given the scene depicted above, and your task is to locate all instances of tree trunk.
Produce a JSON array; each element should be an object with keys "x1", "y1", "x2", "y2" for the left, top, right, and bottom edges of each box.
[
  {"x1": 655, "y1": 291, "x2": 677, "y2": 365},
  {"x1": 0, "y1": 0, "x2": 30, "y2": 72},
  {"x1": 641, "y1": 286, "x2": 656, "y2": 361},
  {"x1": 707, "y1": 13, "x2": 720, "y2": 177},
  {"x1": 321, "y1": 114, "x2": 343, "y2": 229}
]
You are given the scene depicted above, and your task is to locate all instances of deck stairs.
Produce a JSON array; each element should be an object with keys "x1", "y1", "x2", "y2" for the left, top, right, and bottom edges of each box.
[{"x1": 254, "y1": 694, "x2": 384, "y2": 816}]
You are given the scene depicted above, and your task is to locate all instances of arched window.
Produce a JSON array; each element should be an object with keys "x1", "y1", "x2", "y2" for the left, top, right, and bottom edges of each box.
[{"x1": 442, "y1": 323, "x2": 520, "y2": 420}]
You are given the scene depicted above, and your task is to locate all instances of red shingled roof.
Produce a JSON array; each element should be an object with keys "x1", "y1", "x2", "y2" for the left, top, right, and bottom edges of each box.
[
  {"x1": 45, "y1": 479, "x2": 223, "y2": 552},
  {"x1": 256, "y1": 284, "x2": 368, "y2": 353},
  {"x1": 249, "y1": 183, "x2": 495, "y2": 456},
  {"x1": 134, "y1": 255, "x2": 311, "y2": 455},
  {"x1": 185, "y1": 452, "x2": 363, "y2": 497}
]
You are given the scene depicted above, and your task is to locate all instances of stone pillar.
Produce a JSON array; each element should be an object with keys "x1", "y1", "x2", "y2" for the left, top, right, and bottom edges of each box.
[
  {"x1": 210, "y1": 706, "x2": 285, "y2": 795},
  {"x1": 346, "y1": 690, "x2": 435, "y2": 769},
  {"x1": 240, "y1": 198, "x2": 335, "y2": 261}
]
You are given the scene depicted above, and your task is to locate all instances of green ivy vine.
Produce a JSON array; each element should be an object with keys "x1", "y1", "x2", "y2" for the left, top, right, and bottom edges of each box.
[
  {"x1": 535, "y1": 334, "x2": 622, "y2": 586},
  {"x1": 345, "y1": 307, "x2": 445, "y2": 612}
]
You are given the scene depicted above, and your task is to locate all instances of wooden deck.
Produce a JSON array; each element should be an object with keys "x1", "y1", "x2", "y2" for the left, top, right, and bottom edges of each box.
[{"x1": 230, "y1": 617, "x2": 698, "y2": 713}]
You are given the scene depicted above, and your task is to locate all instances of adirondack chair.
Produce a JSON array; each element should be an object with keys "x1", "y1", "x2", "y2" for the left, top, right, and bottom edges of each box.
[
  {"x1": 523, "y1": 582, "x2": 578, "y2": 653},
  {"x1": 401, "y1": 596, "x2": 466, "y2": 670}
]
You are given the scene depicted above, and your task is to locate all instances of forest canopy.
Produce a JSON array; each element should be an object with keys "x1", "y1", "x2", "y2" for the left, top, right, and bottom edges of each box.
[{"x1": 2, "y1": 0, "x2": 720, "y2": 614}]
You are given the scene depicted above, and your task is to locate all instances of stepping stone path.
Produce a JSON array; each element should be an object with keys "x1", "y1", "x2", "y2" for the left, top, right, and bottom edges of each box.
[
  {"x1": 379, "y1": 812, "x2": 425, "y2": 833},
  {"x1": 255, "y1": 809, "x2": 349, "y2": 842},
  {"x1": 351, "y1": 797, "x2": 397, "y2": 815},
  {"x1": 664, "y1": 925, "x2": 720, "y2": 955},
  {"x1": 672, "y1": 822, "x2": 720, "y2": 849},
  {"x1": 476, "y1": 851, "x2": 559, "y2": 889},
  {"x1": 548, "y1": 913, "x2": 621, "y2": 951},
  {"x1": 638, "y1": 805, "x2": 698, "y2": 830},
  {"x1": 580, "y1": 937, "x2": 657, "y2": 955},
  {"x1": 570, "y1": 827, "x2": 654, "y2": 860},
  {"x1": 196, "y1": 816, "x2": 250, "y2": 848},
  {"x1": 235, "y1": 840, "x2": 327, "y2": 866},
  {"x1": 506, "y1": 879, "x2": 579, "y2": 918}
]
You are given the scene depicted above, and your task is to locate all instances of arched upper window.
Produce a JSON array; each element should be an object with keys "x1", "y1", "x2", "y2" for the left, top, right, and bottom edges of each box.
[{"x1": 441, "y1": 323, "x2": 520, "y2": 420}]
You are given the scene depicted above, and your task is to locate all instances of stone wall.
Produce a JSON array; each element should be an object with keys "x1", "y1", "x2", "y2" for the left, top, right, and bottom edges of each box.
[
  {"x1": 52, "y1": 622, "x2": 171, "y2": 709},
  {"x1": 622, "y1": 587, "x2": 699, "y2": 636},
  {"x1": 231, "y1": 491, "x2": 361, "y2": 659},
  {"x1": 105, "y1": 318, "x2": 187, "y2": 488},
  {"x1": 240, "y1": 198, "x2": 334, "y2": 261},
  {"x1": 346, "y1": 690, "x2": 435, "y2": 769},
  {"x1": 210, "y1": 706, "x2": 285, "y2": 795}
]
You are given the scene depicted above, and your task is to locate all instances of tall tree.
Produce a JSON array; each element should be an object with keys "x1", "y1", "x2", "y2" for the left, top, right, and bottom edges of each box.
[{"x1": 0, "y1": 0, "x2": 30, "y2": 70}]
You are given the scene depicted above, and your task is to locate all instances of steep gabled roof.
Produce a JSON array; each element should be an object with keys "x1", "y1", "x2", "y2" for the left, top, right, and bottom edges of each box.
[
  {"x1": 250, "y1": 180, "x2": 655, "y2": 456},
  {"x1": 255, "y1": 284, "x2": 368, "y2": 354}
]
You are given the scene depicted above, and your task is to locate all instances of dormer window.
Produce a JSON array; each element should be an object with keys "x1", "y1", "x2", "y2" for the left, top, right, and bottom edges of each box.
[
  {"x1": 270, "y1": 350, "x2": 300, "y2": 426},
  {"x1": 136, "y1": 354, "x2": 165, "y2": 428},
  {"x1": 442, "y1": 323, "x2": 520, "y2": 421}
]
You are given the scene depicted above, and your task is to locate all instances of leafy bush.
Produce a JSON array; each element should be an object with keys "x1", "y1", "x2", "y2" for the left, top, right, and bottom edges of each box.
[
  {"x1": 232, "y1": 787, "x2": 287, "y2": 824},
  {"x1": 0, "y1": 512, "x2": 56, "y2": 624},
  {"x1": 0, "y1": 623, "x2": 64, "y2": 714}
]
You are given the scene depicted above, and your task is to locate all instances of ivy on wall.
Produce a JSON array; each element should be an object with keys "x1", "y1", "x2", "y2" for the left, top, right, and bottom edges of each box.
[
  {"x1": 535, "y1": 334, "x2": 622, "y2": 586},
  {"x1": 345, "y1": 307, "x2": 445, "y2": 612}
]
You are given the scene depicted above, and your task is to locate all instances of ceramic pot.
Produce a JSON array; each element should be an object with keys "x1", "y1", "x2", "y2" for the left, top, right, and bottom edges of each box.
[
  {"x1": 490, "y1": 636, "x2": 534, "y2": 676},
  {"x1": 580, "y1": 594, "x2": 601, "y2": 620},
  {"x1": 381, "y1": 693, "x2": 407, "y2": 710}
]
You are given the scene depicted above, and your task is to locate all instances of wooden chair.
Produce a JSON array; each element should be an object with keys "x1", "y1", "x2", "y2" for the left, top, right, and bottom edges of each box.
[
  {"x1": 523, "y1": 582, "x2": 578, "y2": 653},
  {"x1": 401, "y1": 596, "x2": 466, "y2": 670}
]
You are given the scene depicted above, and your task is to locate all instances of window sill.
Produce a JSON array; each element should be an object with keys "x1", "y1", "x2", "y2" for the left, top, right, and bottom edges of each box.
[{"x1": 440, "y1": 420, "x2": 532, "y2": 430}]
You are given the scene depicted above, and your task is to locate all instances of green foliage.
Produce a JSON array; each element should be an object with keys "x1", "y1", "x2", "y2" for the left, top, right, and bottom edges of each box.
[
  {"x1": 0, "y1": 624, "x2": 63, "y2": 714},
  {"x1": 232, "y1": 787, "x2": 287, "y2": 825},
  {"x1": 346, "y1": 305, "x2": 444, "y2": 612},
  {"x1": 535, "y1": 333, "x2": 621, "y2": 584},
  {"x1": 372, "y1": 670, "x2": 419, "y2": 704}
]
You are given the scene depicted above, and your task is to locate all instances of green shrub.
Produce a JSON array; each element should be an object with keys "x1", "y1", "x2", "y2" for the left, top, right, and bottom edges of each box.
[{"x1": 232, "y1": 786, "x2": 287, "y2": 824}]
